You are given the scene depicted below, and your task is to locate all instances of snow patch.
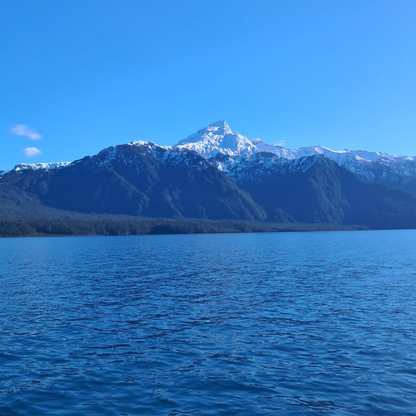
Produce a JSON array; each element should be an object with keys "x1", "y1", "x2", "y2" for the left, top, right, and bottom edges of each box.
[{"x1": 13, "y1": 162, "x2": 71, "y2": 171}]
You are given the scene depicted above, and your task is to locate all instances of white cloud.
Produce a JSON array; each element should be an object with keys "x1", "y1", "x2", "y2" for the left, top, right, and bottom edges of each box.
[
  {"x1": 23, "y1": 147, "x2": 42, "y2": 157},
  {"x1": 273, "y1": 140, "x2": 285, "y2": 147},
  {"x1": 10, "y1": 124, "x2": 42, "y2": 140}
]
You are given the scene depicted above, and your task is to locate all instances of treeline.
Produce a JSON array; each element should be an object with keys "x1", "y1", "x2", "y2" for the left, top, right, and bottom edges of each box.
[
  {"x1": 0, "y1": 218, "x2": 367, "y2": 238},
  {"x1": 0, "y1": 221, "x2": 38, "y2": 237}
]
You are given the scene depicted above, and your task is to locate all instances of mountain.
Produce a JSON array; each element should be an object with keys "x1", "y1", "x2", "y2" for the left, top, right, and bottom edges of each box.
[
  {"x1": 1, "y1": 142, "x2": 266, "y2": 221},
  {"x1": 235, "y1": 154, "x2": 416, "y2": 228},
  {"x1": 1, "y1": 120, "x2": 416, "y2": 229},
  {"x1": 176, "y1": 120, "x2": 258, "y2": 158},
  {"x1": 177, "y1": 121, "x2": 416, "y2": 196}
]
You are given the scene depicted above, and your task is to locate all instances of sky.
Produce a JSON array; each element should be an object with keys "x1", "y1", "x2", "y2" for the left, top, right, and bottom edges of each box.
[{"x1": 1, "y1": 0, "x2": 416, "y2": 170}]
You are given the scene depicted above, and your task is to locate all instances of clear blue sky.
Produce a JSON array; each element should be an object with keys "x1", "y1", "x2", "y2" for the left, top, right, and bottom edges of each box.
[{"x1": 1, "y1": 0, "x2": 416, "y2": 169}]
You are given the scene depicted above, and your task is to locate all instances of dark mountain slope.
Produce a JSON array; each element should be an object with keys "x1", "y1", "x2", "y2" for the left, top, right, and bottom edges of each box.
[
  {"x1": 336, "y1": 168, "x2": 416, "y2": 229},
  {"x1": 2, "y1": 145, "x2": 416, "y2": 229},
  {"x1": 237, "y1": 155, "x2": 416, "y2": 228},
  {"x1": 1, "y1": 143, "x2": 266, "y2": 221},
  {"x1": 0, "y1": 182, "x2": 73, "y2": 220},
  {"x1": 343, "y1": 158, "x2": 416, "y2": 198}
]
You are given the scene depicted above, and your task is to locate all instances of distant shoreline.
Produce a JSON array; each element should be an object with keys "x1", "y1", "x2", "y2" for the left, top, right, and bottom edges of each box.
[{"x1": 0, "y1": 218, "x2": 371, "y2": 238}]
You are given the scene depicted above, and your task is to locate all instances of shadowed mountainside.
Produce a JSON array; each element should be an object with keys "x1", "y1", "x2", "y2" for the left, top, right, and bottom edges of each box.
[{"x1": 2, "y1": 138, "x2": 416, "y2": 231}]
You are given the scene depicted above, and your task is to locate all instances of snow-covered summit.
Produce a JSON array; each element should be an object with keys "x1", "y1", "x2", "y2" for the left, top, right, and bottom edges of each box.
[
  {"x1": 176, "y1": 120, "x2": 257, "y2": 158},
  {"x1": 178, "y1": 121, "x2": 414, "y2": 163},
  {"x1": 177, "y1": 120, "x2": 233, "y2": 143},
  {"x1": 177, "y1": 121, "x2": 415, "y2": 164},
  {"x1": 175, "y1": 121, "x2": 416, "y2": 184}
]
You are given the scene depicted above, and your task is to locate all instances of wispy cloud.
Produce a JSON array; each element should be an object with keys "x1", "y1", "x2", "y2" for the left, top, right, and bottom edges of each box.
[
  {"x1": 10, "y1": 124, "x2": 42, "y2": 140},
  {"x1": 273, "y1": 140, "x2": 285, "y2": 147},
  {"x1": 23, "y1": 147, "x2": 42, "y2": 157}
]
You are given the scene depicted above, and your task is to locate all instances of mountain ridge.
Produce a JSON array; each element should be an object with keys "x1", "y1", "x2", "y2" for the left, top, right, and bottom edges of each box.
[
  {"x1": 5, "y1": 120, "x2": 415, "y2": 184},
  {"x1": 2, "y1": 142, "x2": 267, "y2": 221},
  {"x1": 1, "y1": 121, "x2": 416, "y2": 229}
]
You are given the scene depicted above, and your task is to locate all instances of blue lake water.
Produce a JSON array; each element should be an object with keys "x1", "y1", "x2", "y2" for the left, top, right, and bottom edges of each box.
[{"x1": 1, "y1": 230, "x2": 416, "y2": 415}]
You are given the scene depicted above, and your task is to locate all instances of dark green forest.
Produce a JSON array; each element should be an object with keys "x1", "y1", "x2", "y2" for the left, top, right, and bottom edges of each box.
[{"x1": 0, "y1": 217, "x2": 367, "y2": 238}]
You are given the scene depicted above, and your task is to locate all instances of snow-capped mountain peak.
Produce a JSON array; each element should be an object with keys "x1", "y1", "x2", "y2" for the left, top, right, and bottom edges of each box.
[
  {"x1": 176, "y1": 121, "x2": 415, "y2": 164},
  {"x1": 177, "y1": 120, "x2": 233, "y2": 143},
  {"x1": 176, "y1": 120, "x2": 258, "y2": 158},
  {"x1": 174, "y1": 121, "x2": 416, "y2": 187},
  {"x1": 206, "y1": 119, "x2": 233, "y2": 135}
]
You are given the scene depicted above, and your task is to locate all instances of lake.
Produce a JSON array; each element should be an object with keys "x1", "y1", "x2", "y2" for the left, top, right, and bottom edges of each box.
[{"x1": 1, "y1": 231, "x2": 416, "y2": 415}]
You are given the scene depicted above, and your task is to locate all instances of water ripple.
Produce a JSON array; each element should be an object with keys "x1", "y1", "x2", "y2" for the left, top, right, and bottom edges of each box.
[{"x1": 1, "y1": 231, "x2": 416, "y2": 415}]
